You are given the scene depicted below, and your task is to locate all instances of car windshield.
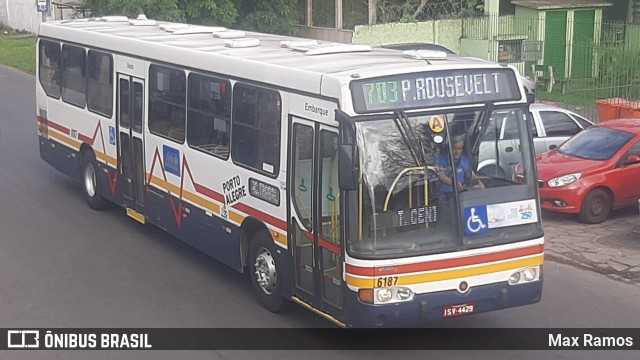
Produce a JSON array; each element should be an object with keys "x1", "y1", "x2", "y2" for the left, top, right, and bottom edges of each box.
[
  {"x1": 558, "y1": 127, "x2": 634, "y2": 160},
  {"x1": 346, "y1": 106, "x2": 540, "y2": 259}
]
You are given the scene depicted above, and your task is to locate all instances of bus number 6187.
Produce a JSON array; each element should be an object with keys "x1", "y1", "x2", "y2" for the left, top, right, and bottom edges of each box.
[{"x1": 377, "y1": 276, "x2": 398, "y2": 287}]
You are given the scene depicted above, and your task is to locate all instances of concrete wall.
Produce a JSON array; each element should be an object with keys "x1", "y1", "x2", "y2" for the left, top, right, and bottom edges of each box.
[
  {"x1": 0, "y1": 0, "x2": 50, "y2": 33},
  {"x1": 352, "y1": 20, "x2": 462, "y2": 53},
  {"x1": 0, "y1": 0, "x2": 77, "y2": 33},
  {"x1": 297, "y1": 26, "x2": 353, "y2": 44}
]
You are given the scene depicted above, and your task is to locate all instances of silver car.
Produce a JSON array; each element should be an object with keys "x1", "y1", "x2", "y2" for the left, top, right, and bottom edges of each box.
[{"x1": 477, "y1": 103, "x2": 594, "y2": 179}]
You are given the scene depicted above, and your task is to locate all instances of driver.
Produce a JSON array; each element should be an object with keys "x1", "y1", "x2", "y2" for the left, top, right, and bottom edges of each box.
[{"x1": 437, "y1": 135, "x2": 484, "y2": 192}]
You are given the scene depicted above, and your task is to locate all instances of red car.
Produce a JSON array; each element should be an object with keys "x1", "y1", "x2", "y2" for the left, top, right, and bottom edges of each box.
[{"x1": 535, "y1": 118, "x2": 640, "y2": 223}]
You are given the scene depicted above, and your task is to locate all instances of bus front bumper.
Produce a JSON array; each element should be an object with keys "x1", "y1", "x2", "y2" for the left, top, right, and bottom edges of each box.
[{"x1": 344, "y1": 280, "x2": 543, "y2": 328}]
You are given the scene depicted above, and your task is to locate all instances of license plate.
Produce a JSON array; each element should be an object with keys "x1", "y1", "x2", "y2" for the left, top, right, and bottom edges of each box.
[{"x1": 442, "y1": 302, "x2": 476, "y2": 318}]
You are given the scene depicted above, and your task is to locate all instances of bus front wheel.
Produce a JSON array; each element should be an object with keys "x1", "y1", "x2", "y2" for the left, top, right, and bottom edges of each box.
[
  {"x1": 249, "y1": 232, "x2": 288, "y2": 312},
  {"x1": 81, "y1": 151, "x2": 107, "y2": 210}
]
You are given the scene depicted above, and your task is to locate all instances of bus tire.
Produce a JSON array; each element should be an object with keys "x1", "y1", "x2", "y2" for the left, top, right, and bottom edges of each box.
[
  {"x1": 81, "y1": 151, "x2": 107, "y2": 210},
  {"x1": 579, "y1": 188, "x2": 611, "y2": 224},
  {"x1": 249, "y1": 231, "x2": 288, "y2": 313}
]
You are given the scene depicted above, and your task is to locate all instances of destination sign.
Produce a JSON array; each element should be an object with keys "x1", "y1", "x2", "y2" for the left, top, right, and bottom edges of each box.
[{"x1": 350, "y1": 68, "x2": 521, "y2": 113}]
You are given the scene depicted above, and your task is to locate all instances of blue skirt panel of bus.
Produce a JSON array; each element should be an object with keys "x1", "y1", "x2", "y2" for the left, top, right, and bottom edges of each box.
[
  {"x1": 39, "y1": 135, "x2": 244, "y2": 272},
  {"x1": 146, "y1": 187, "x2": 242, "y2": 272},
  {"x1": 39, "y1": 136, "x2": 81, "y2": 181},
  {"x1": 39, "y1": 136, "x2": 296, "y2": 304},
  {"x1": 343, "y1": 280, "x2": 543, "y2": 328}
]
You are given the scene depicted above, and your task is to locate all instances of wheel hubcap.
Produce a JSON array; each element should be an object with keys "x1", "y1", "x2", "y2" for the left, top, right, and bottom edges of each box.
[
  {"x1": 84, "y1": 163, "x2": 96, "y2": 197},
  {"x1": 589, "y1": 197, "x2": 604, "y2": 216},
  {"x1": 254, "y1": 247, "x2": 277, "y2": 295}
]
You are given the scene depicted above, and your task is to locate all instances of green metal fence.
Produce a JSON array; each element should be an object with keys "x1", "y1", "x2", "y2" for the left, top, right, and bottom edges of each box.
[{"x1": 462, "y1": 15, "x2": 640, "y2": 122}]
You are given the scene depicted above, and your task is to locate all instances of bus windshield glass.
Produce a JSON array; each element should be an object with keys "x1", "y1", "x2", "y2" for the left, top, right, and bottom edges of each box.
[{"x1": 347, "y1": 105, "x2": 540, "y2": 258}]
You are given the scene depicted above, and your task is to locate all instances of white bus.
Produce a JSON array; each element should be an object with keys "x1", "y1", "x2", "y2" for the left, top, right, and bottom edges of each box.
[{"x1": 36, "y1": 15, "x2": 544, "y2": 328}]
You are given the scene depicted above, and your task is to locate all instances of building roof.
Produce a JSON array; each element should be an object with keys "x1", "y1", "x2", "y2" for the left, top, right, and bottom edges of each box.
[{"x1": 511, "y1": 0, "x2": 612, "y2": 10}]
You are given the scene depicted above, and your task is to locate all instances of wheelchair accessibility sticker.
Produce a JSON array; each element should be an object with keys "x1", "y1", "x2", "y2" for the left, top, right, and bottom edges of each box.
[
  {"x1": 465, "y1": 199, "x2": 538, "y2": 235},
  {"x1": 464, "y1": 206, "x2": 488, "y2": 235}
]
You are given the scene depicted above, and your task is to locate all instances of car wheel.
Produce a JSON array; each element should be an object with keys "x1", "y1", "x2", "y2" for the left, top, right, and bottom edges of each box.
[
  {"x1": 249, "y1": 231, "x2": 288, "y2": 313},
  {"x1": 579, "y1": 188, "x2": 611, "y2": 224}
]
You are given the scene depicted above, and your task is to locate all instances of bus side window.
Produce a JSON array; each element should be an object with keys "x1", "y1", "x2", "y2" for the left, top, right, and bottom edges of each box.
[
  {"x1": 187, "y1": 73, "x2": 230, "y2": 158},
  {"x1": 39, "y1": 40, "x2": 61, "y2": 98},
  {"x1": 61, "y1": 44, "x2": 87, "y2": 108},
  {"x1": 149, "y1": 64, "x2": 186, "y2": 143},
  {"x1": 231, "y1": 84, "x2": 281, "y2": 176}
]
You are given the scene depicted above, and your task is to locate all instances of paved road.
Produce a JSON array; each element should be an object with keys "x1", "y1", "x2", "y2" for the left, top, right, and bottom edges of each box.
[
  {"x1": 543, "y1": 207, "x2": 640, "y2": 284},
  {"x1": 1, "y1": 65, "x2": 639, "y2": 359}
]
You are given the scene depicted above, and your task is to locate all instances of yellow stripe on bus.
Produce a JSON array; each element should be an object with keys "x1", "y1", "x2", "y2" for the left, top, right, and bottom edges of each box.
[
  {"x1": 346, "y1": 255, "x2": 544, "y2": 288},
  {"x1": 48, "y1": 131, "x2": 81, "y2": 149},
  {"x1": 48, "y1": 129, "x2": 117, "y2": 168},
  {"x1": 95, "y1": 151, "x2": 117, "y2": 167},
  {"x1": 149, "y1": 175, "x2": 221, "y2": 214}
]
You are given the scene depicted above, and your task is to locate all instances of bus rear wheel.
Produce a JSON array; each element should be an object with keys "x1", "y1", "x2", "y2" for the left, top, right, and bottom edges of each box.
[
  {"x1": 249, "y1": 232, "x2": 288, "y2": 313},
  {"x1": 81, "y1": 151, "x2": 107, "y2": 210}
]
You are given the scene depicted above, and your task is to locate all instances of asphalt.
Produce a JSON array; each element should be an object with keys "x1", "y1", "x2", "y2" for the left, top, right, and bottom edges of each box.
[{"x1": 542, "y1": 206, "x2": 640, "y2": 285}]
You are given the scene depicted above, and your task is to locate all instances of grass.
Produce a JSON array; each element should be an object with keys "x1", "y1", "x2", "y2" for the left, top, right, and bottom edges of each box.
[{"x1": 0, "y1": 34, "x2": 36, "y2": 74}]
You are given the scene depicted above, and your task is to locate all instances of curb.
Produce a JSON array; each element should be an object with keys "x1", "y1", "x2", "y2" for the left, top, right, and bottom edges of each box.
[{"x1": 546, "y1": 251, "x2": 640, "y2": 286}]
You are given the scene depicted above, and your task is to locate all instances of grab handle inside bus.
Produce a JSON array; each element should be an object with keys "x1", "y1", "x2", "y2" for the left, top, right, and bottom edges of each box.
[{"x1": 339, "y1": 144, "x2": 360, "y2": 191}]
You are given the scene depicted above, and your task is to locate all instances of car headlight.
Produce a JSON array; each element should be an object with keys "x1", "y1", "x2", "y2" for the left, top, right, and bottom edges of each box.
[{"x1": 547, "y1": 173, "x2": 581, "y2": 187}]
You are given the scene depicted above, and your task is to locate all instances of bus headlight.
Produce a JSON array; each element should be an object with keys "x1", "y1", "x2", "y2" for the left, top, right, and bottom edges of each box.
[
  {"x1": 376, "y1": 288, "x2": 393, "y2": 303},
  {"x1": 396, "y1": 287, "x2": 413, "y2": 301},
  {"x1": 359, "y1": 287, "x2": 415, "y2": 304},
  {"x1": 508, "y1": 266, "x2": 540, "y2": 285}
]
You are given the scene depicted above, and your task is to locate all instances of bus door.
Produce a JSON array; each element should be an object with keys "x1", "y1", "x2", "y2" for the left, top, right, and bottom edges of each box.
[
  {"x1": 117, "y1": 74, "x2": 146, "y2": 216},
  {"x1": 289, "y1": 117, "x2": 344, "y2": 315}
]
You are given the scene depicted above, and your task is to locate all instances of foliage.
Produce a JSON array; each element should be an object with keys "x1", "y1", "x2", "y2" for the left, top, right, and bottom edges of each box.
[
  {"x1": 376, "y1": 0, "x2": 483, "y2": 23},
  {"x1": 82, "y1": 0, "x2": 185, "y2": 22},
  {"x1": 82, "y1": 0, "x2": 300, "y2": 33},
  {"x1": 595, "y1": 43, "x2": 640, "y2": 100},
  {"x1": 178, "y1": 0, "x2": 237, "y2": 26},
  {"x1": 237, "y1": 0, "x2": 299, "y2": 35}
]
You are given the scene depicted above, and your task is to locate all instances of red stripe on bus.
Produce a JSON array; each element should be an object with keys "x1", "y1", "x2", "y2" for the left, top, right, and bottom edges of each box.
[
  {"x1": 319, "y1": 237, "x2": 341, "y2": 254},
  {"x1": 232, "y1": 202, "x2": 288, "y2": 232},
  {"x1": 78, "y1": 133, "x2": 93, "y2": 144},
  {"x1": 47, "y1": 120, "x2": 70, "y2": 135},
  {"x1": 194, "y1": 183, "x2": 225, "y2": 203},
  {"x1": 46, "y1": 122, "x2": 286, "y2": 233},
  {"x1": 345, "y1": 244, "x2": 544, "y2": 277}
]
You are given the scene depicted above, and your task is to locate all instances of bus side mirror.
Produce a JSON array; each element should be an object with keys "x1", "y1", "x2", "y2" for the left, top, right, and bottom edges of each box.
[
  {"x1": 526, "y1": 92, "x2": 535, "y2": 104},
  {"x1": 339, "y1": 144, "x2": 360, "y2": 191}
]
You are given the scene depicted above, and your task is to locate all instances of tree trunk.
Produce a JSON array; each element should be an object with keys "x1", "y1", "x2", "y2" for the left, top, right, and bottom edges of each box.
[{"x1": 413, "y1": 0, "x2": 430, "y2": 18}]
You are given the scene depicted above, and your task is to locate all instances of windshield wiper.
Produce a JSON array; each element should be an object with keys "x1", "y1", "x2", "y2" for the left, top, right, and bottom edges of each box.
[
  {"x1": 393, "y1": 110, "x2": 428, "y2": 167},
  {"x1": 471, "y1": 103, "x2": 494, "y2": 153}
]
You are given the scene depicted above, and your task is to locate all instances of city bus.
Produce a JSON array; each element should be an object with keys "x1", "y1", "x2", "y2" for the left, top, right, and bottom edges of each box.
[{"x1": 36, "y1": 15, "x2": 544, "y2": 328}]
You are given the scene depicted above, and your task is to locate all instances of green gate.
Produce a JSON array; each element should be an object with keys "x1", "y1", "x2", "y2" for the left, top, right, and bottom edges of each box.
[
  {"x1": 544, "y1": 11, "x2": 567, "y2": 79},
  {"x1": 572, "y1": 9, "x2": 595, "y2": 79}
]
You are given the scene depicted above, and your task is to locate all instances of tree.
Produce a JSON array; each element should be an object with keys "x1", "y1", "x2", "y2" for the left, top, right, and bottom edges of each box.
[
  {"x1": 83, "y1": 0, "x2": 238, "y2": 26},
  {"x1": 377, "y1": 0, "x2": 484, "y2": 23},
  {"x1": 236, "y1": 0, "x2": 299, "y2": 35},
  {"x1": 82, "y1": 0, "x2": 300, "y2": 34},
  {"x1": 83, "y1": 0, "x2": 185, "y2": 22},
  {"x1": 178, "y1": 0, "x2": 237, "y2": 26}
]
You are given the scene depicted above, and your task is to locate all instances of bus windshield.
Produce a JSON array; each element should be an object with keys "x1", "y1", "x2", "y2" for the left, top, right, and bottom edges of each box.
[{"x1": 347, "y1": 105, "x2": 540, "y2": 258}]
